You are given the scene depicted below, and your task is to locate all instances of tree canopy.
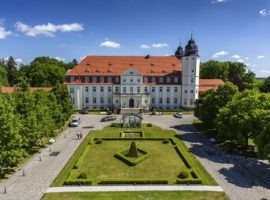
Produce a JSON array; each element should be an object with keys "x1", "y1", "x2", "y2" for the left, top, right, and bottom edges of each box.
[{"x1": 259, "y1": 76, "x2": 270, "y2": 93}]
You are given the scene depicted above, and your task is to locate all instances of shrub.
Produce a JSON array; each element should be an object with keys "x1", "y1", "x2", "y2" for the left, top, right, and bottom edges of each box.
[
  {"x1": 176, "y1": 179, "x2": 202, "y2": 184},
  {"x1": 178, "y1": 171, "x2": 189, "y2": 179},
  {"x1": 107, "y1": 111, "x2": 112, "y2": 115},
  {"x1": 163, "y1": 139, "x2": 170, "y2": 144},
  {"x1": 127, "y1": 141, "x2": 139, "y2": 158},
  {"x1": 175, "y1": 146, "x2": 191, "y2": 168},
  {"x1": 64, "y1": 179, "x2": 92, "y2": 185},
  {"x1": 96, "y1": 138, "x2": 103, "y2": 144},
  {"x1": 78, "y1": 172, "x2": 87, "y2": 179},
  {"x1": 98, "y1": 179, "x2": 168, "y2": 185},
  {"x1": 146, "y1": 123, "x2": 152, "y2": 127}
]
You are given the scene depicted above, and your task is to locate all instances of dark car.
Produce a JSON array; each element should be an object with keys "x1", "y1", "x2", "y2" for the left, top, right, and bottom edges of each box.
[
  {"x1": 101, "y1": 116, "x2": 117, "y2": 122},
  {"x1": 80, "y1": 107, "x2": 89, "y2": 114}
]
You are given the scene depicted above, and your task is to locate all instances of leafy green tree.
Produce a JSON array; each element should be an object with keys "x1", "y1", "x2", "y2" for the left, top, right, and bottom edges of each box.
[
  {"x1": 6, "y1": 56, "x2": 18, "y2": 86},
  {"x1": 0, "y1": 64, "x2": 9, "y2": 86},
  {"x1": 259, "y1": 76, "x2": 270, "y2": 93},
  {"x1": 0, "y1": 92, "x2": 25, "y2": 170},
  {"x1": 27, "y1": 57, "x2": 66, "y2": 87},
  {"x1": 216, "y1": 90, "x2": 270, "y2": 148},
  {"x1": 65, "y1": 59, "x2": 78, "y2": 70},
  {"x1": 194, "y1": 82, "x2": 238, "y2": 129},
  {"x1": 200, "y1": 60, "x2": 229, "y2": 81}
]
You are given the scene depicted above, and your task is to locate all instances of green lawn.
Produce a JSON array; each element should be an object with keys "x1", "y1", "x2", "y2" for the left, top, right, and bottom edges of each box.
[
  {"x1": 42, "y1": 191, "x2": 228, "y2": 200},
  {"x1": 52, "y1": 124, "x2": 216, "y2": 186}
]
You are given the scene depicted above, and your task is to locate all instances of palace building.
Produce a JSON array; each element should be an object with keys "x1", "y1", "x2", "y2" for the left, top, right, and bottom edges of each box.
[{"x1": 65, "y1": 37, "x2": 224, "y2": 113}]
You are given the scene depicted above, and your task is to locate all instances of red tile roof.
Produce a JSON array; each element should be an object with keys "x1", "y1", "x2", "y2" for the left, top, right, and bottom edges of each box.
[
  {"x1": 199, "y1": 79, "x2": 224, "y2": 92},
  {"x1": 66, "y1": 56, "x2": 182, "y2": 76},
  {"x1": 1, "y1": 87, "x2": 52, "y2": 94}
]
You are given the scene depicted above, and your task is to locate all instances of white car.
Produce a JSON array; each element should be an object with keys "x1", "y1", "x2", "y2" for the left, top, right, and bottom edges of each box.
[
  {"x1": 173, "y1": 112, "x2": 183, "y2": 118},
  {"x1": 69, "y1": 117, "x2": 81, "y2": 127}
]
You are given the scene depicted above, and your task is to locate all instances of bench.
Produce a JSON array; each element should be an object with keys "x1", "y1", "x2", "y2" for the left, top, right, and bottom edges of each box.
[{"x1": 49, "y1": 138, "x2": 55, "y2": 144}]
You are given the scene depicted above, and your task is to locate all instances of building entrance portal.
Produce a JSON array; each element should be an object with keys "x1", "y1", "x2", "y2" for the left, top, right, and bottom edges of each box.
[{"x1": 129, "y1": 98, "x2": 134, "y2": 108}]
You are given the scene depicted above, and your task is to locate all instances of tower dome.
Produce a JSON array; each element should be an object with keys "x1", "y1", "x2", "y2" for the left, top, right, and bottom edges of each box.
[
  {"x1": 175, "y1": 42, "x2": 184, "y2": 58},
  {"x1": 184, "y1": 35, "x2": 199, "y2": 56}
]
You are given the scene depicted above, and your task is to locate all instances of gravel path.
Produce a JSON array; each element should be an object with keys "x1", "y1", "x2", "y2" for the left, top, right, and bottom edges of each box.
[
  {"x1": 0, "y1": 115, "x2": 113, "y2": 200},
  {"x1": 46, "y1": 185, "x2": 223, "y2": 193}
]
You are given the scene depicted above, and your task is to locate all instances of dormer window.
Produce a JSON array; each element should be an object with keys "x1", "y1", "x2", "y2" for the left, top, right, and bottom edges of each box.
[
  {"x1": 100, "y1": 76, "x2": 104, "y2": 82},
  {"x1": 108, "y1": 76, "x2": 112, "y2": 82},
  {"x1": 167, "y1": 77, "x2": 170, "y2": 83},
  {"x1": 174, "y1": 77, "x2": 178, "y2": 83},
  {"x1": 144, "y1": 77, "x2": 148, "y2": 83},
  {"x1": 159, "y1": 77, "x2": 163, "y2": 83}
]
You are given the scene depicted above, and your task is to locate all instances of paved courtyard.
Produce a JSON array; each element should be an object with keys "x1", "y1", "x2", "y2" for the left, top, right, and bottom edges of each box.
[{"x1": 0, "y1": 114, "x2": 269, "y2": 200}]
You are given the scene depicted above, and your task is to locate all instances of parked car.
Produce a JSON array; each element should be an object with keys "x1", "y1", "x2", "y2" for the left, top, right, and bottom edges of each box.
[
  {"x1": 101, "y1": 116, "x2": 117, "y2": 122},
  {"x1": 209, "y1": 137, "x2": 216, "y2": 143},
  {"x1": 80, "y1": 107, "x2": 89, "y2": 114},
  {"x1": 173, "y1": 112, "x2": 183, "y2": 118},
  {"x1": 69, "y1": 117, "x2": 81, "y2": 127}
]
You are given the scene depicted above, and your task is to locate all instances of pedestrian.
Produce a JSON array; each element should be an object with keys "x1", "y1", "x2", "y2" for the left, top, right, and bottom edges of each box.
[
  {"x1": 76, "y1": 131, "x2": 80, "y2": 140},
  {"x1": 80, "y1": 132, "x2": 83, "y2": 139}
]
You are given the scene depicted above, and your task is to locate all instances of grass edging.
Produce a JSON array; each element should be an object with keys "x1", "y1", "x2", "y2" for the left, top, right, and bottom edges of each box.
[{"x1": 98, "y1": 179, "x2": 169, "y2": 185}]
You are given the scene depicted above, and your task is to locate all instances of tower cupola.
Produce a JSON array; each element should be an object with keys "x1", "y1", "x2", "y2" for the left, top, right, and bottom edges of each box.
[
  {"x1": 184, "y1": 35, "x2": 199, "y2": 56},
  {"x1": 175, "y1": 42, "x2": 184, "y2": 59}
]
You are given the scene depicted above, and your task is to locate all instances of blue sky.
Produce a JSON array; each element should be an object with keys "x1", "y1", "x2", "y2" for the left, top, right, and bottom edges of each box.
[{"x1": 0, "y1": 0, "x2": 269, "y2": 77}]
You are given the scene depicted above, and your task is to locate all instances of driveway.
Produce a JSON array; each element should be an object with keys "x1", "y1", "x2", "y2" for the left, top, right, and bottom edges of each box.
[{"x1": 143, "y1": 114, "x2": 270, "y2": 200}]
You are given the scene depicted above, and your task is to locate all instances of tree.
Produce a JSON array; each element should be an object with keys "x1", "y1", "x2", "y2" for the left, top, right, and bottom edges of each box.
[
  {"x1": 194, "y1": 82, "x2": 238, "y2": 129},
  {"x1": 127, "y1": 141, "x2": 139, "y2": 158},
  {"x1": 259, "y1": 76, "x2": 270, "y2": 93},
  {"x1": 216, "y1": 90, "x2": 270, "y2": 149},
  {"x1": 200, "y1": 60, "x2": 229, "y2": 81},
  {"x1": 0, "y1": 92, "x2": 25, "y2": 170},
  {"x1": 6, "y1": 56, "x2": 18, "y2": 86},
  {"x1": 27, "y1": 57, "x2": 66, "y2": 87},
  {"x1": 65, "y1": 59, "x2": 78, "y2": 70},
  {"x1": 0, "y1": 64, "x2": 9, "y2": 86}
]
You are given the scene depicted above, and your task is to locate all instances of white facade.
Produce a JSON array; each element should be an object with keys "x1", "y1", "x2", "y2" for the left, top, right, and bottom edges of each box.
[{"x1": 67, "y1": 54, "x2": 200, "y2": 111}]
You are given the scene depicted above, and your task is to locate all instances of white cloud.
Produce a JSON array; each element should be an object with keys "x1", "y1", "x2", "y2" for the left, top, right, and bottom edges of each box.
[
  {"x1": 212, "y1": 51, "x2": 229, "y2": 58},
  {"x1": 211, "y1": 0, "x2": 226, "y2": 4},
  {"x1": 152, "y1": 43, "x2": 168, "y2": 48},
  {"x1": 259, "y1": 9, "x2": 270, "y2": 16},
  {"x1": 140, "y1": 44, "x2": 150, "y2": 49},
  {"x1": 259, "y1": 70, "x2": 270, "y2": 75},
  {"x1": 15, "y1": 21, "x2": 84, "y2": 37},
  {"x1": 0, "y1": 26, "x2": 12, "y2": 39},
  {"x1": 245, "y1": 57, "x2": 249, "y2": 60},
  {"x1": 232, "y1": 54, "x2": 241, "y2": 59},
  {"x1": 237, "y1": 59, "x2": 244, "y2": 63},
  {"x1": 15, "y1": 58, "x2": 23, "y2": 63},
  {"x1": 257, "y1": 55, "x2": 265, "y2": 59},
  {"x1": 54, "y1": 57, "x2": 65, "y2": 62},
  {"x1": 100, "y1": 40, "x2": 121, "y2": 48}
]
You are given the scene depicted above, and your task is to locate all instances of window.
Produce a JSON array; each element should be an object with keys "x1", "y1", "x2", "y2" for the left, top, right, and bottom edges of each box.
[
  {"x1": 166, "y1": 98, "x2": 170, "y2": 104},
  {"x1": 159, "y1": 98, "x2": 163, "y2": 104},
  {"x1": 152, "y1": 77, "x2": 156, "y2": 83},
  {"x1": 191, "y1": 69, "x2": 194, "y2": 73},
  {"x1": 101, "y1": 97, "x2": 104, "y2": 104},
  {"x1": 108, "y1": 76, "x2": 112, "y2": 82},
  {"x1": 167, "y1": 87, "x2": 170, "y2": 92},
  {"x1": 93, "y1": 87, "x2": 96, "y2": 92},
  {"x1": 130, "y1": 87, "x2": 133, "y2": 93},
  {"x1": 190, "y1": 99, "x2": 194, "y2": 105},
  {"x1": 100, "y1": 77, "x2": 104, "y2": 82},
  {"x1": 144, "y1": 77, "x2": 148, "y2": 83},
  {"x1": 130, "y1": 79, "x2": 134, "y2": 83},
  {"x1": 174, "y1": 77, "x2": 178, "y2": 83},
  {"x1": 159, "y1": 77, "x2": 163, "y2": 83},
  {"x1": 70, "y1": 88, "x2": 74, "y2": 94},
  {"x1": 152, "y1": 87, "x2": 155, "y2": 92},
  {"x1": 190, "y1": 90, "x2": 194, "y2": 93},
  {"x1": 137, "y1": 87, "x2": 140, "y2": 93},
  {"x1": 145, "y1": 99, "x2": 148, "y2": 104},
  {"x1": 185, "y1": 90, "x2": 187, "y2": 93},
  {"x1": 70, "y1": 76, "x2": 75, "y2": 82},
  {"x1": 115, "y1": 86, "x2": 119, "y2": 92},
  {"x1": 123, "y1": 79, "x2": 126, "y2": 83},
  {"x1": 144, "y1": 87, "x2": 147, "y2": 92},
  {"x1": 115, "y1": 77, "x2": 119, "y2": 83},
  {"x1": 85, "y1": 97, "x2": 89, "y2": 104},
  {"x1": 93, "y1": 98, "x2": 96, "y2": 104},
  {"x1": 108, "y1": 86, "x2": 112, "y2": 92},
  {"x1": 184, "y1": 99, "x2": 187, "y2": 105},
  {"x1": 123, "y1": 87, "x2": 126, "y2": 93},
  {"x1": 115, "y1": 99, "x2": 119, "y2": 103},
  {"x1": 159, "y1": 87, "x2": 163, "y2": 92},
  {"x1": 152, "y1": 98, "x2": 155, "y2": 104},
  {"x1": 130, "y1": 71, "x2": 134, "y2": 74},
  {"x1": 92, "y1": 76, "x2": 96, "y2": 83},
  {"x1": 100, "y1": 86, "x2": 104, "y2": 92},
  {"x1": 174, "y1": 98, "x2": 177, "y2": 104},
  {"x1": 108, "y1": 97, "x2": 111, "y2": 104},
  {"x1": 85, "y1": 76, "x2": 89, "y2": 82},
  {"x1": 174, "y1": 87, "x2": 177, "y2": 92},
  {"x1": 191, "y1": 78, "x2": 194, "y2": 83},
  {"x1": 137, "y1": 78, "x2": 140, "y2": 83},
  {"x1": 85, "y1": 86, "x2": 89, "y2": 92},
  {"x1": 167, "y1": 77, "x2": 170, "y2": 83}
]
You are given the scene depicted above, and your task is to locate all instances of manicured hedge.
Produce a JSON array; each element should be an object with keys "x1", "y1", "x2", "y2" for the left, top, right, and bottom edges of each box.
[
  {"x1": 170, "y1": 138, "x2": 178, "y2": 145},
  {"x1": 119, "y1": 131, "x2": 145, "y2": 138},
  {"x1": 74, "y1": 145, "x2": 91, "y2": 169},
  {"x1": 174, "y1": 145, "x2": 192, "y2": 169},
  {"x1": 115, "y1": 148, "x2": 150, "y2": 166},
  {"x1": 99, "y1": 137, "x2": 171, "y2": 141},
  {"x1": 98, "y1": 179, "x2": 168, "y2": 185},
  {"x1": 64, "y1": 179, "x2": 92, "y2": 185},
  {"x1": 176, "y1": 178, "x2": 202, "y2": 184}
]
